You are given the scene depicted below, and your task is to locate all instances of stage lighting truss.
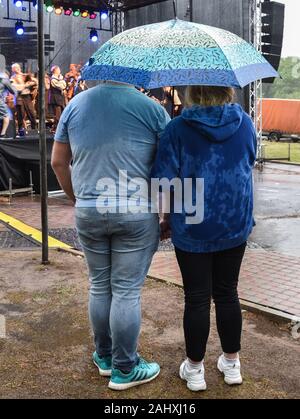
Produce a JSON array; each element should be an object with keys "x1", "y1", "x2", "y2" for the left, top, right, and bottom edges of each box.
[
  {"x1": 14, "y1": 0, "x2": 23, "y2": 8},
  {"x1": 89, "y1": 28, "x2": 98, "y2": 42},
  {"x1": 89, "y1": 11, "x2": 98, "y2": 20},
  {"x1": 54, "y1": 6, "x2": 63, "y2": 14},
  {"x1": 41, "y1": 1, "x2": 108, "y2": 20},
  {"x1": 45, "y1": 0, "x2": 54, "y2": 12},
  {"x1": 249, "y1": 0, "x2": 263, "y2": 162},
  {"x1": 15, "y1": 19, "x2": 24, "y2": 35},
  {"x1": 64, "y1": 7, "x2": 72, "y2": 16}
]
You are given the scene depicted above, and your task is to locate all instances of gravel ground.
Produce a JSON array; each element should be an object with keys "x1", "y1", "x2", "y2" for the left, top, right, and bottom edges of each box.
[{"x1": 0, "y1": 249, "x2": 299, "y2": 399}]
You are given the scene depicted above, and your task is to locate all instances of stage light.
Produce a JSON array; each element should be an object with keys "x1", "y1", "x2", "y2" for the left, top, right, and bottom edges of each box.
[
  {"x1": 64, "y1": 8, "x2": 72, "y2": 16},
  {"x1": 54, "y1": 7, "x2": 62, "y2": 15},
  {"x1": 81, "y1": 10, "x2": 89, "y2": 18},
  {"x1": 14, "y1": 0, "x2": 23, "y2": 8},
  {"x1": 90, "y1": 29, "x2": 98, "y2": 43},
  {"x1": 45, "y1": 0, "x2": 53, "y2": 13},
  {"x1": 15, "y1": 20, "x2": 24, "y2": 36},
  {"x1": 89, "y1": 12, "x2": 97, "y2": 20},
  {"x1": 73, "y1": 9, "x2": 80, "y2": 17},
  {"x1": 101, "y1": 11, "x2": 109, "y2": 20}
]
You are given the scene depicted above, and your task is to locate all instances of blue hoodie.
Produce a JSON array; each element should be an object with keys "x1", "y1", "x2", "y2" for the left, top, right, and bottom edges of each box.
[{"x1": 151, "y1": 104, "x2": 257, "y2": 253}]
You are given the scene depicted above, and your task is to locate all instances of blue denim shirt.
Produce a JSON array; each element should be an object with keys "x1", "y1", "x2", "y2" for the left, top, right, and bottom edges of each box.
[{"x1": 55, "y1": 83, "x2": 170, "y2": 209}]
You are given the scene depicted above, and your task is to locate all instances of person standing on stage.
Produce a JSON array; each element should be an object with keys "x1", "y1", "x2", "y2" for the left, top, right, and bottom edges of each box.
[
  {"x1": 10, "y1": 63, "x2": 25, "y2": 136},
  {"x1": 10, "y1": 64, "x2": 37, "y2": 135},
  {"x1": 22, "y1": 72, "x2": 38, "y2": 130},
  {"x1": 0, "y1": 72, "x2": 16, "y2": 139},
  {"x1": 49, "y1": 66, "x2": 67, "y2": 133},
  {"x1": 162, "y1": 86, "x2": 182, "y2": 117},
  {"x1": 45, "y1": 72, "x2": 51, "y2": 117},
  {"x1": 74, "y1": 74, "x2": 88, "y2": 97},
  {"x1": 65, "y1": 64, "x2": 80, "y2": 102}
]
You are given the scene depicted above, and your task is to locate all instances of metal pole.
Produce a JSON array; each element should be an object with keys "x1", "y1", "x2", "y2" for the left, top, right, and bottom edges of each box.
[
  {"x1": 189, "y1": 0, "x2": 193, "y2": 22},
  {"x1": 173, "y1": 0, "x2": 177, "y2": 19},
  {"x1": 38, "y1": 0, "x2": 49, "y2": 264},
  {"x1": 249, "y1": 0, "x2": 263, "y2": 165}
]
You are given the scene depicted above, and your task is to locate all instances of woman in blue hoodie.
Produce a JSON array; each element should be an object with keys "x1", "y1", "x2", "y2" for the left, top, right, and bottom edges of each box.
[{"x1": 151, "y1": 85, "x2": 257, "y2": 391}]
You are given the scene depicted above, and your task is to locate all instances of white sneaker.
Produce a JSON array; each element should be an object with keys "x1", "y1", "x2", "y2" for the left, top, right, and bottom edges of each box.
[
  {"x1": 217, "y1": 354, "x2": 243, "y2": 385},
  {"x1": 179, "y1": 359, "x2": 207, "y2": 391}
]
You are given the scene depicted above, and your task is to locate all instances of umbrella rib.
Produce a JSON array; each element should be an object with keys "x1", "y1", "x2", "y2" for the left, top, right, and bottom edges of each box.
[{"x1": 202, "y1": 29, "x2": 240, "y2": 87}]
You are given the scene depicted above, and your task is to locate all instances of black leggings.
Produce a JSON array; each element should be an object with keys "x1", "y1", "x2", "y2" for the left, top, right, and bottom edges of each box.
[{"x1": 175, "y1": 243, "x2": 246, "y2": 362}]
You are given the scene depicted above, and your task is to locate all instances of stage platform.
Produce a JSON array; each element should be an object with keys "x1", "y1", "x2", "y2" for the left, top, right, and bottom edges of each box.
[{"x1": 0, "y1": 135, "x2": 60, "y2": 194}]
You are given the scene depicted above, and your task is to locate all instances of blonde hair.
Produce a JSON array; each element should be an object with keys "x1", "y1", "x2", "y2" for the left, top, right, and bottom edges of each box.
[
  {"x1": 12, "y1": 63, "x2": 21, "y2": 72},
  {"x1": 185, "y1": 85, "x2": 235, "y2": 107}
]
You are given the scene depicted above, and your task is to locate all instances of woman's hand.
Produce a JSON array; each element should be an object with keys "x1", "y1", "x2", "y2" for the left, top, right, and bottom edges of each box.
[{"x1": 160, "y1": 216, "x2": 171, "y2": 241}]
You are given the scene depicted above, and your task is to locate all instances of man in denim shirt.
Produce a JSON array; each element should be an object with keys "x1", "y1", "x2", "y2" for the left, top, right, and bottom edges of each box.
[{"x1": 52, "y1": 81, "x2": 170, "y2": 391}]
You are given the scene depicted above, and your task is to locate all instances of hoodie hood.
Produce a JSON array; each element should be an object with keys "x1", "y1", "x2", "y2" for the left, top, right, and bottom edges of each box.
[{"x1": 182, "y1": 103, "x2": 243, "y2": 142}]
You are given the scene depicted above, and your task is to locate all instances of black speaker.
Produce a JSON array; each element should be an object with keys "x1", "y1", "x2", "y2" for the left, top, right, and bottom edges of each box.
[
  {"x1": 264, "y1": 54, "x2": 281, "y2": 71},
  {"x1": 261, "y1": 1, "x2": 285, "y2": 83}
]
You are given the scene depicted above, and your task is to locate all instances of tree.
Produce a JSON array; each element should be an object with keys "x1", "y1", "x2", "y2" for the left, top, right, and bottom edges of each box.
[{"x1": 263, "y1": 57, "x2": 300, "y2": 99}]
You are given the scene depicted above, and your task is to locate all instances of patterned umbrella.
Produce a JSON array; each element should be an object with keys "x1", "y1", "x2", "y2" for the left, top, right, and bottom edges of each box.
[{"x1": 82, "y1": 19, "x2": 278, "y2": 88}]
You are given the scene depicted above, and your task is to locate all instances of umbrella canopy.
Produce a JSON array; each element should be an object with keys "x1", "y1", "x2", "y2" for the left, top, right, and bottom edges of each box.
[{"x1": 82, "y1": 19, "x2": 279, "y2": 89}]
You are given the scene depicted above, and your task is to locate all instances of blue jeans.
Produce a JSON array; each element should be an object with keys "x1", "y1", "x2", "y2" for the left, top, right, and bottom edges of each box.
[{"x1": 75, "y1": 208, "x2": 160, "y2": 372}]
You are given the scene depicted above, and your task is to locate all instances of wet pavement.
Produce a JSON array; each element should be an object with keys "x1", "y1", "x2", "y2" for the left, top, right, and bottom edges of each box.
[
  {"x1": 149, "y1": 249, "x2": 300, "y2": 317},
  {"x1": 252, "y1": 163, "x2": 300, "y2": 257}
]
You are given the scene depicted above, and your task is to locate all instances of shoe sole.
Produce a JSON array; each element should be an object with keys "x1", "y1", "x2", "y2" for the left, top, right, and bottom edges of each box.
[
  {"x1": 179, "y1": 366, "x2": 207, "y2": 392},
  {"x1": 217, "y1": 364, "x2": 243, "y2": 386},
  {"x1": 93, "y1": 360, "x2": 112, "y2": 377},
  {"x1": 108, "y1": 370, "x2": 160, "y2": 391},
  {"x1": 186, "y1": 381, "x2": 207, "y2": 392}
]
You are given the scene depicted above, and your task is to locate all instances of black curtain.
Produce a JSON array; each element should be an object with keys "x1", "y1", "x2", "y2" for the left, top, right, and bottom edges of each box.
[{"x1": 0, "y1": 138, "x2": 60, "y2": 193}]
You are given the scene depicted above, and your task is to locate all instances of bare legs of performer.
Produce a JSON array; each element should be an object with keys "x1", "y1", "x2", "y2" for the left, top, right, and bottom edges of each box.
[{"x1": 0, "y1": 115, "x2": 10, "y2": 136}]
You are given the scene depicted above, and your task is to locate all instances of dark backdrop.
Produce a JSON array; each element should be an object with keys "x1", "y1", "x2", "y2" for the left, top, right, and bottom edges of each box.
[
  {"x1": 124, "y1": 0, "x2": 250, "y2": 109},
  {"x1": 0, "y1": 138, "x2": 60, "y2": 193}
]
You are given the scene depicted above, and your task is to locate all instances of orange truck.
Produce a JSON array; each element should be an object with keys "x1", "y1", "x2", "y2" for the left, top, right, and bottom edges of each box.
[{"x1": 262, "y1": 98, "x2": 300, "y2": 142}]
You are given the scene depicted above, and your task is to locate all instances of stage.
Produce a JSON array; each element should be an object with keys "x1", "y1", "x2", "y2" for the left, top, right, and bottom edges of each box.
[{"x1": 0, "y1": 135, "x2": 60, "y2": 194}]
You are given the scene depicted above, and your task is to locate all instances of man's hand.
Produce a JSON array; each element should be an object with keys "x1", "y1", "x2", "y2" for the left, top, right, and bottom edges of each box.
[{"x1": 51, "y1": 141, "x2": 76, "y2": 204}]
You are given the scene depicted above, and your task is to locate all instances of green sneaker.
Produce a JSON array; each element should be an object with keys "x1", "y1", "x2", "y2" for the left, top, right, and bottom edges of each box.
[
  {"x1": 93, "y1": 351, "x2": 112, "y2": 377},
  {"x1": 108, "y1": 357, "x2": 160, "y2": 391}
]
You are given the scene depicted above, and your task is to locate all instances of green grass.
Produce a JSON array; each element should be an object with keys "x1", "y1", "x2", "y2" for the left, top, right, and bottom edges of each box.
[{"x1": 262, "y1": 141, "x2": 300, "y2": 164}]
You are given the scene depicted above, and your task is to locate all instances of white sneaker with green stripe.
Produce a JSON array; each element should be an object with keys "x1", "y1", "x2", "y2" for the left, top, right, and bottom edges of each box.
[{"x1": 108, "y1": 357, "x2": 160, "y2": 391}]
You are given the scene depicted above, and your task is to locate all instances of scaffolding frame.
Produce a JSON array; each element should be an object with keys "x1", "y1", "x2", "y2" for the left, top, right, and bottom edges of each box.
[
  {"x1": 249, "y1": 0, "x2": 263, "y2": 164},
  {"x1": 109, "y1": 1, "x2": 125, "y2": 35}
]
